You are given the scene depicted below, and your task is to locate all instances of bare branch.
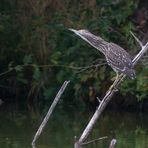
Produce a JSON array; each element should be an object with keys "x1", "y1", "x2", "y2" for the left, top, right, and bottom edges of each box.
[
  {"x1": 0, "y1": 69, "x2": 13, "y2": 77},
  {"x1": 130, "y1": 31, "x2": 143, "y2": 48},
  {"x1": 133, "y1": 42, "x2": 148, "y2": 65},
  {"x1": 75, "y1": 62, "x2": 107, "y2": 74},
  {"x1": 75, "y1": 36, "x2": 148, "y2": 147},
  {"x1": 32, "y1": 80, "x2": 70, "y2": 148},
  {"x1": 96, "y1": 97, "x2": 101, "y2": 103},
  {"x1": 0, "y1": 61, "x2": 107, "y2": 78},
  {"x1": 82, "y1": 136, "x2": 108, "y2": 146}
]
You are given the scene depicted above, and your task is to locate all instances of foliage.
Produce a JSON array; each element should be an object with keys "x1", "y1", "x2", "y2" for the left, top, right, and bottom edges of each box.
[{"x1": 0, "y1": 0, "x2": 147, "y2": 108}]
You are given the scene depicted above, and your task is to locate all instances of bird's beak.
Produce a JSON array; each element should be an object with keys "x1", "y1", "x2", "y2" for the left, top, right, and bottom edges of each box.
[{"x1": 68, "y1": 28, "x2": 78, "y2": 34}]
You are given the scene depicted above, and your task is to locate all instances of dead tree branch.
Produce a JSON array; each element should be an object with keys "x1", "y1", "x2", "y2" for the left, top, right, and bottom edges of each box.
[
  {"x1": 74, "y1": 34, "x2": 148, "y2": 148},
  {"x1": 82, "y1": 136, "x2": 108, "y2": 146},
  {"x1": 32, "y1": 80, "x2": 70, "y2": 148}
]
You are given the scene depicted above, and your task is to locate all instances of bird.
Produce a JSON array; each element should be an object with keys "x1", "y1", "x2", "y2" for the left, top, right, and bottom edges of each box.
[{"x1": 69, "y1": 29, "x2": 136, "y2": 80}]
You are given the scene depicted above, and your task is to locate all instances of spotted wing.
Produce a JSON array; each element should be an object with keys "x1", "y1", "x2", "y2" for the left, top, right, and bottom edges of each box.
[{"x1": 105, "y1": 43, "x2": 133, "y2": 73}]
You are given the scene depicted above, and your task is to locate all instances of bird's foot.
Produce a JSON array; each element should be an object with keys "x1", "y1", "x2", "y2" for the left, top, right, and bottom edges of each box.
[{"x1": 111, "y1": 76, "x2": 116, "y2": 81}]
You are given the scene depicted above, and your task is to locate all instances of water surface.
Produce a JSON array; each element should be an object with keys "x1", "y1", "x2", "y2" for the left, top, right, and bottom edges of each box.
[{"x1": 0, "y1": 104, "x2": 148, "y2": 148}]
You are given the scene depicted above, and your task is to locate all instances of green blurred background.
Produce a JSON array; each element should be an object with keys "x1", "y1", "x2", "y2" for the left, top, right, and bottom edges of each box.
[{"x1": 0, "y1": 0, "x2": 147, "y2": 111}]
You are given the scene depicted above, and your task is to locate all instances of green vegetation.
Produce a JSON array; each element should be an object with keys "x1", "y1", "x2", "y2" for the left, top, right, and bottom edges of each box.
[{"x1": 0, "y1": 0, "x2": 147, "y2": 108}]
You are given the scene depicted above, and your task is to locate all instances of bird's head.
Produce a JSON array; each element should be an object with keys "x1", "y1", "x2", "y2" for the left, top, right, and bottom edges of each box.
[
  {"x1": 69, "y1": 28, "x2": 89, "y2": 34},
  {"x1": 69, "y1": 28, "x2": 105, "y2": 50},
  {"x1": 68, "y1": 28, "x2": 91, "y2": 41}
]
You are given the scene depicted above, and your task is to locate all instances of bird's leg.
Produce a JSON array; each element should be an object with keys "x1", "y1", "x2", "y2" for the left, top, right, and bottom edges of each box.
[
  {"x1": 116, "y1": 72, "x2": 119, "y2": 80},
  {"x1": 109, "y1": 72, "x2": 119, "y2": 91}
]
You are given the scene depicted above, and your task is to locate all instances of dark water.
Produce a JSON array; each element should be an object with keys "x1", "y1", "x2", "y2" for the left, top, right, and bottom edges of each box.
[{"x1": 0, "y1": 104, "x2": 148, "y2": 148}]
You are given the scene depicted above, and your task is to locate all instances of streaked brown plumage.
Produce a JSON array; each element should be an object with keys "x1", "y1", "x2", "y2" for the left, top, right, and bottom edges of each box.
[{"x1": 69, "y1": 29, "x2": 135, "y2": 79}]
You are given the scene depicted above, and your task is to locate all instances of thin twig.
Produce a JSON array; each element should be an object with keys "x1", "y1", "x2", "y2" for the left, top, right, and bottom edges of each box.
[
  {"x1": 133, "y1": 42, "x2": 148, "y2": 65},
  {"x1": 0, "y1": 69, "x2": 13, "y2": 77},
  {"x1": 0, "y1": 62, "x2": 106, "y2": 77},
  {"x1": 96, "y1": 97, "x2": 101, "y2": 103},
  {"x1": 32, "y1": 80, "x2": 70, "y2": 148},
  {"x1": 82, "y1": 136, "x2": 108, "y2": 146},
  {"x1": 130, "y1": 31, "x2": 143, "y2": 48},
  {"x1": 75, "y1": 62, "x2": 107, "y2": 74}
]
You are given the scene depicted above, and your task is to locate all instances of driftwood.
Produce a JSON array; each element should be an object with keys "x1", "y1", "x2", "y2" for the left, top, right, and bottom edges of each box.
[
  {"x1": 32, "y1": 80, "x2": 70, "y2": 148},
  {"x1": 74, "y1": 33, "x2": 148, "y2": 148}
]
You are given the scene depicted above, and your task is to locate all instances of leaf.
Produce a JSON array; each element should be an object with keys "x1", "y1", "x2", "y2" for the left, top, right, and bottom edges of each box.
[
  {"x1": 14, "y1": 65, "x2": 23, "y2": 72},
  {"x1": 8, "y1": 61, "x2": 14, "y2": 70},
  {"x1": 23, "y1": 54, "x2": 33, "y2": 65}
]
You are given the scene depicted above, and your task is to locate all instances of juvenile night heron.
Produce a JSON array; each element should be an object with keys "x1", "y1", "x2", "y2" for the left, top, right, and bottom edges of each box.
[{"x1": 69, "y1": 29, "x2": 136, "y2": 79}]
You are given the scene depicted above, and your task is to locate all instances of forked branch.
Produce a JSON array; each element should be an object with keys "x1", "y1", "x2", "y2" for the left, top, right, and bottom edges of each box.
[{"x1": 75, "y1": 33, "x2": 148, "y2": 148}]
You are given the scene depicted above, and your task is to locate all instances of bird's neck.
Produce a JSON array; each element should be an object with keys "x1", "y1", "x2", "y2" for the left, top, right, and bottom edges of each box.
[{"x1": 79, "y1": 33, "x2": 108, "y2": 55}]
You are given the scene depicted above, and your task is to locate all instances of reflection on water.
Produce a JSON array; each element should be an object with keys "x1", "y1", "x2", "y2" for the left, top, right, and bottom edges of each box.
[{"x1": 0, "y1": 104, "x2": 148, "y2": 148}]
